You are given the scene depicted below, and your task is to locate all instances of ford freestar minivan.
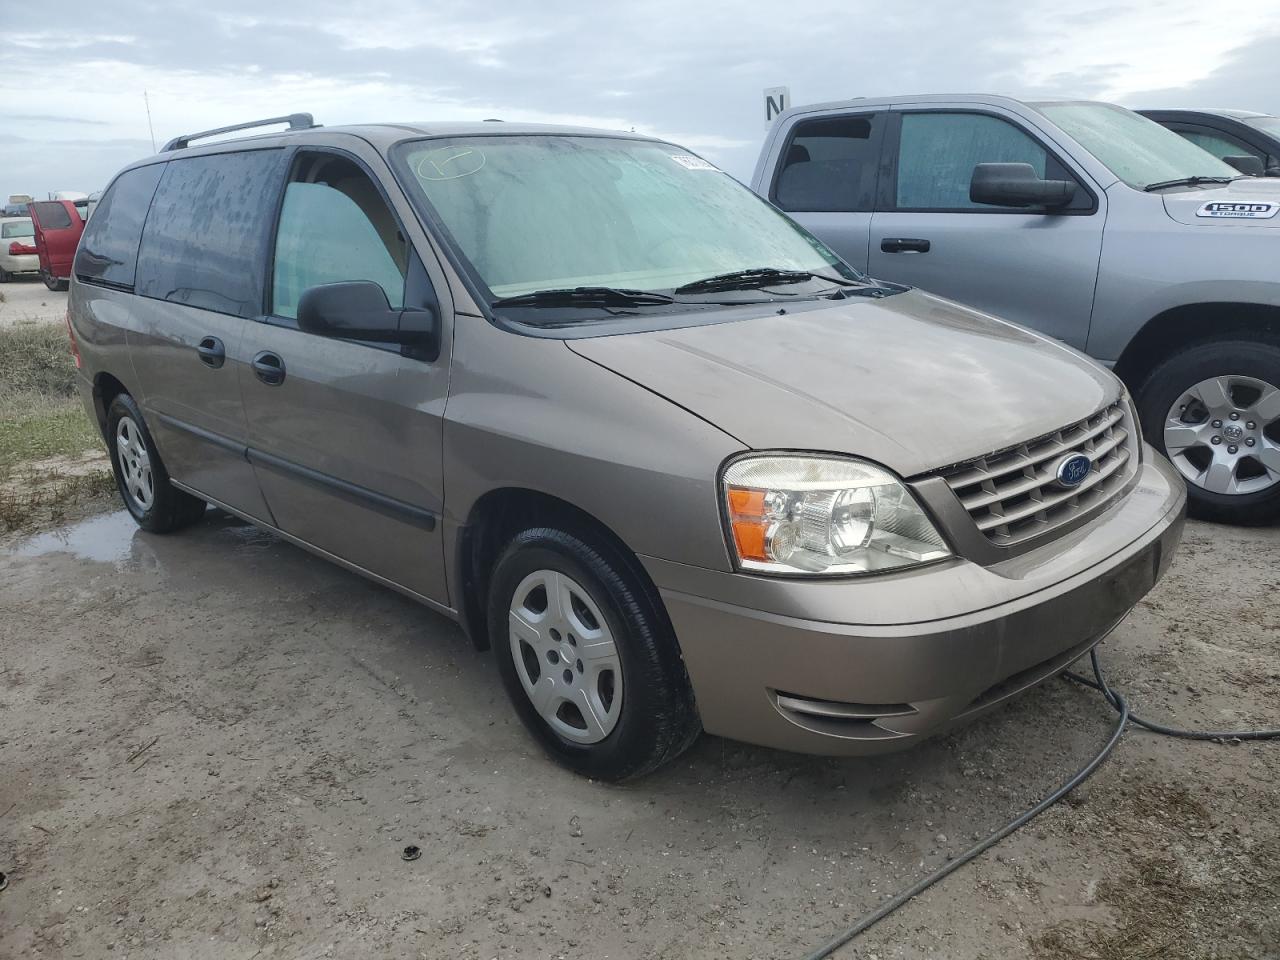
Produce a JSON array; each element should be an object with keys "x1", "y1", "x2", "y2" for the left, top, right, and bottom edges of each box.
[{"x1": 69, "y1": 114, "x2": 1186, "y2": 780}]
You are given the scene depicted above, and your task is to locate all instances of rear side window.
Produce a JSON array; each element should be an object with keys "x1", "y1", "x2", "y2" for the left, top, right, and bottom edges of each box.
[
  {"x1": 74, "y1": 164, "x2": 165, "y2": 288},
  {"x1": 2, "y1": 220, "x2": 34, "y2": 239},
  {"x1": 135, "y1": 150, "x2": 284, "y2": 317},
  {"x1": 895, "y1": 113, "x2": 1048, "y2": 210},
  {"x1": 774, "y1": 115, "x2": 881, "y2": 212},
  {"x1": 31, "y1": 201, "x2": 73, "y2": 230}
]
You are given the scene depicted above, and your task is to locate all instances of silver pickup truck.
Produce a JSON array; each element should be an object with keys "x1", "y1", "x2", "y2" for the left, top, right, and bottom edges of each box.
[{"x1": 752, "y1": 95, "x2": 1280, "y2": 523}]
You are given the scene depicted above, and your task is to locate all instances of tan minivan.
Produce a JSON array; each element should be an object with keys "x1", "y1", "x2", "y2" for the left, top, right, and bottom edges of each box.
[{"x1": 69, "y1": 114, "x2": 1186, "y2": 779}]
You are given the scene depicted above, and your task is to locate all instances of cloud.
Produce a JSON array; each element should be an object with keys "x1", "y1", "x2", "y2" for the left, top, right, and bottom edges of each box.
[
  {"x1": 2, "y1": 0, "x2": 1279, "y2": 197},
  {"x1": 1124, "y1": 35, "x2": 1280, "y2": 114}
]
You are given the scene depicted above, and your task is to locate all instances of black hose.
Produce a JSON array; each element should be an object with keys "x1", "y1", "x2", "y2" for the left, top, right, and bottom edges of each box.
[{"x1": 799, "y1": 644, "x2": 1280, "y2": 960}]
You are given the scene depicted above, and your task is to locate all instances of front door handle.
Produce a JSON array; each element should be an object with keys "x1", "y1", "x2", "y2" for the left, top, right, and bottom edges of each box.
[
  {"x1": 196, "y1": 336, "x2": 225, "y2": 369},
  {"x1": 251, "y1": 351, "x2": 286, "y2": 385},
  {"x1": 880, "y1": 237, "x2": 931, "y2": 254}
]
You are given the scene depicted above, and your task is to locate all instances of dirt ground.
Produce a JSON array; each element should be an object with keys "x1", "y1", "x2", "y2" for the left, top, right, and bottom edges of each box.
[
  {"x1": 0, "y1": 280, "x2": 67, "y2": 329},
  {"x1": 1, "y1": 504, "x2": 1278, "y2": 960}
]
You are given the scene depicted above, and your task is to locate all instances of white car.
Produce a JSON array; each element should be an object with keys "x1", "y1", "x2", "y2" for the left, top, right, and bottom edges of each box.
[{"x1": 0, "y1": 216, "x2": 39, "y2": 281}]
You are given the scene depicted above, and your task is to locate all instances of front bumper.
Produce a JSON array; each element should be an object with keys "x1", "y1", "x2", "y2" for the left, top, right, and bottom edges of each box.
[{"x1": 642, "y1": 450, "x2": 1186, "y2": 755}]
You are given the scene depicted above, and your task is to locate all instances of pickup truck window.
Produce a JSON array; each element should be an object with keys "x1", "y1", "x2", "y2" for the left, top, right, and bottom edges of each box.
[
  {"x1": 1036, "y1": 101, "x2": 1239, "y2": 189},
  {"x1": 774, "y1": 114, "x2": 881, "y2": 212},
  {"x1": 895, "y1": 112, "x2": 1047, "y2": 210}
]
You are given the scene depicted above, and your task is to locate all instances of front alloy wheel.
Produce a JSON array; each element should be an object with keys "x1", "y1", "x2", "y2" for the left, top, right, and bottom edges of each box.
[{"x1": 1163, "y1": 375, "x2": 1280, "y2": 497}]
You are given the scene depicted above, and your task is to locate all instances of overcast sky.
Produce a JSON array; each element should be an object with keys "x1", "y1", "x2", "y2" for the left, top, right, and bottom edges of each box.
[{"x1": 4, "y1": 0, "x2": 1280, "y2": 199}]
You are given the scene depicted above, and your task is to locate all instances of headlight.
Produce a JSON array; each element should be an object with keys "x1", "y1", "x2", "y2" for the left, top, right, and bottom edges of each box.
[{"x1": 721, "y1": 455, "x2": 951, "y2": 575}]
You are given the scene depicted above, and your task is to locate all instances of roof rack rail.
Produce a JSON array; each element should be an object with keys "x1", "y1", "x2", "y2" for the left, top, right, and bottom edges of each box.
[{"x1": 161, "y1": 113, "x2": 317, "y2": 152}]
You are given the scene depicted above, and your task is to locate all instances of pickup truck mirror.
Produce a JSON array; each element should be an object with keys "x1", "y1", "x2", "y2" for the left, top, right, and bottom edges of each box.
[
  {"x1": 1223, "y1": 155, "x2": 1264, "y2": 177},
  {"x1": 969, "y1": 163, "x2": 1077, "y2": 210},
  {"x1": 297, "y1": 281, "x2": 438, "y2": 349}
]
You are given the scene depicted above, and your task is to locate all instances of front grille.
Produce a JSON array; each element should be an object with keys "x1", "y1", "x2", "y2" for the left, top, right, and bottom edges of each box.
[{"x1": 939, "y1": 402, "x2": 1136, "y2": 547}]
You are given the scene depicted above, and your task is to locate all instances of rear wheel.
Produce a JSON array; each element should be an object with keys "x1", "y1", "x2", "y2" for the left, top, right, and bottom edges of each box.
[
  {"x1": 0, "y1": 267, "x2": 9, "y2": 283},
  {"x1": 1136, "y1": 338, "x2": 1280, "y2": 524},
  {"x1": 106, "y1": 393, "x2": 207, "y2": 533},
  {"x1": 488, "y1": 526, "x2": 700, "y2": 780}
]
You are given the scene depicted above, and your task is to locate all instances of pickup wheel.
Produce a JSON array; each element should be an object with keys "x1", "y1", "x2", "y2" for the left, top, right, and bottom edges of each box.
[
  {"x1": 106, "y1": 394, "x2": 207, "y2": 533},
  {"x1": 1136, "y1": 339, "x2": 1280, "y2": 524},
  {"x1": 487, "y1": 526, "x2": 700, "y2": 781}
]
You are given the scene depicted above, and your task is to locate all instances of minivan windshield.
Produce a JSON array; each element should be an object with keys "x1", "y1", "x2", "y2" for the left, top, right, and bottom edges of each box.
[
  {"x1": 1035, "y1": 101, "x2": 1240, "y2": 189},
  {"x1": 395, "y1": 135, "x2": 860, "y2": 305}
]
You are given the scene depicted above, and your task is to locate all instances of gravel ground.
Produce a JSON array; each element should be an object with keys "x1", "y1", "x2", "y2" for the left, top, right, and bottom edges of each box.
[
  {"x1": 0, "y1": 280, "x2": 67, "y2": 329},
  {"x1": 1, "y1": 507, "x2": 1278, "y2": 960}
]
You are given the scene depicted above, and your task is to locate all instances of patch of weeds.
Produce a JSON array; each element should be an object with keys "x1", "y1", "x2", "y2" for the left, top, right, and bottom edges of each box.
[
  {"x1": 0, "y1": 468, "x2": 117, "y2": 532},
  {"x1": 1, "y1": 322, "x2": 111, "y2": 531},
  {"x1": 0, "y1": 403, "x2": 101, "y2": 464}
]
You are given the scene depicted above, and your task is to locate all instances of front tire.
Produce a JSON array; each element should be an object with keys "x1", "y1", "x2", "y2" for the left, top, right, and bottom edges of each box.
[
  {"x1": 106, "y1": 394, "x2": 207, "y2": 533},
  {"x1": 488, "y1": 526, "x2": 700, "y2": 781},
  {"x1": 1136, "y1": 338, "x2": 1280, "y2": 524}
]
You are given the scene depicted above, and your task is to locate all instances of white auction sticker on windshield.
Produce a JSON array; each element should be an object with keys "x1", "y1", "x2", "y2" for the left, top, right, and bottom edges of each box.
[
  {"x1": 1196, "y1": 200, "x2": 1280, "y2": 219},
  {"x1": 671, "y1": 155, "x2": 719, "y2": 171}
]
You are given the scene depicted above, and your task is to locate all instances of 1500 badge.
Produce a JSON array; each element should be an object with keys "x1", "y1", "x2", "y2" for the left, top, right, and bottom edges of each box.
[{"x1": 1196, "y1": 200, "x2": 1280, "y2": 219}]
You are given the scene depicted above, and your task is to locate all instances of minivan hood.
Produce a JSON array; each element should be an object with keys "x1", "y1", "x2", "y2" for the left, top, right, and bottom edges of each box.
[
  {"x1": 568, "y1": 290, "x2": 1120, "y2": 477},
  {"x1": 1161, "y1": 176, "x2": 1280, "y2": 227}
]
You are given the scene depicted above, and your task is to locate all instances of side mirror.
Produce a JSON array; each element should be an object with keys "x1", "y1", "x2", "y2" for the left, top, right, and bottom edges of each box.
[
  {"x1": 1223, "y1": 155, "x2": 1264, "y2": 177},
  {"x1": 297, "y1": 281, "x2": 438, "y2": 350},
  {"x1": 969, "y1": 163, "x2": 1077, "y2": 209}
]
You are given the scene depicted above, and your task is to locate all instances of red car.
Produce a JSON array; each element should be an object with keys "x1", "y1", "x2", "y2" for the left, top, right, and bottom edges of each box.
[{"x1": 27, "y1": 199, "x2": 86, "y2": 291}]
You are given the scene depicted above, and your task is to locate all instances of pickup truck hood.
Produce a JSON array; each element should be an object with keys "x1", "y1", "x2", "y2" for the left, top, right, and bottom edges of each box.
[
  {"x1": 1162, "y1": 177, "x2": 1280, "y2": 227},
  {"x1": 567, "y1": 289, "x2": 1120, "y2": 477}
]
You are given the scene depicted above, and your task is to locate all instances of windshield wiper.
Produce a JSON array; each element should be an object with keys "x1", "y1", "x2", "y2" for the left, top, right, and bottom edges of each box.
[
  {"x1": 1143, "y1": 175, "x2": 1238, "y2": 192},
  {"x1": 674, "y1": 267, "x2": 820, "y2": 295},
  {"x1": 491, "y1": 286, "x2": 675, "y2": 308}
]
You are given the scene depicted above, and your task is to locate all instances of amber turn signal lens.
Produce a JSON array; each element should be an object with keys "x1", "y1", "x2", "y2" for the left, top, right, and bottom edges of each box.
[{"x1": 726, "y1": 486, "x2": 769, "y2": 561}]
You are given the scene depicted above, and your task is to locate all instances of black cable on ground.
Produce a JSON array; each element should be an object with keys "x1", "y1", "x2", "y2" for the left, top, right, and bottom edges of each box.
[{"x1": 800, "y1": 644, "x2": 1280, "y2": 960}]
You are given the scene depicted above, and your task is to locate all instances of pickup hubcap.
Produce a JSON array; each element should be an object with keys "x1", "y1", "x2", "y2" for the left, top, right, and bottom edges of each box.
[
  {"x1": 508, "y1": 569, "x2": 622, "y2": 744},
  {"x1": 1164, "y1": 374, "x2": 1280, "y2": 496},
  {"x1": 115, "y1": 416, "x2": 154, "y2": 512}
]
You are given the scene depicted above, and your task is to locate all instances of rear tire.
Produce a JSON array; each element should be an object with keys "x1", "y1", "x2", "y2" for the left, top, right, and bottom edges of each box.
[
  {"x1": 1136, "y1": 338, "x2": 1280, "y2": 525},
  {"x1": 487, "y1": 526, "x2": 700, "y2": 781},
  {"x1": 0, "y1": 267, "x2": 9, "y2": 283},
  {"x1": 106, "y1": 393, "x2": 207, "y2": 533},
  {"x1": 41, "y1": 270, "x2": 67, "y2": 292}
]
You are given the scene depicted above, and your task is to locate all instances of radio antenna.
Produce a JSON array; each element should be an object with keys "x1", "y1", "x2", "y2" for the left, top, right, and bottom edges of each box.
[{"x1": 144, "y1": 91, "x2": 157, "y2": 153}]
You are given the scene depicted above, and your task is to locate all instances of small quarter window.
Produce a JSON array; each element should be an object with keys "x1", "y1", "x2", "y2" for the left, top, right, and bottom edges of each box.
[
  {"x1": 74, "y1": 164, "x2": 165, "y2": 288},
  {"x1": 774, "y1": 114, "x2": 881, "y2": 212},
  {"x1": 271, "y1": 154, "x2": 407, "y2": 320}
]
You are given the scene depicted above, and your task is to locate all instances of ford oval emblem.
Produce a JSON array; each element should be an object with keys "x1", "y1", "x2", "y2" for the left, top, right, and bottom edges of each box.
[{"x1": 1055, "y1": 453, "x2": 1092, "y2": 488}]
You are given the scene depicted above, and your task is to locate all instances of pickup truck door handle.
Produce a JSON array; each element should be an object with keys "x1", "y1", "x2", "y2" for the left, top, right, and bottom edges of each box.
[
  {"x1": 196, "y1": 336, "x2": 225, "y2": 369},
  {"x1": 251, "y1": 351, "x2": 286, "y2": 385},
  {"x1": 880, "y1": 237, "x2": 931, "y2": 254}
]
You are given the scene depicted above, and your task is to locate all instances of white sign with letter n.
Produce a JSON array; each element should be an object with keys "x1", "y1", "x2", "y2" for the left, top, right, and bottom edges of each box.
[{"x1": 764, "y1": 86, "x2": 789, "y2": 126}]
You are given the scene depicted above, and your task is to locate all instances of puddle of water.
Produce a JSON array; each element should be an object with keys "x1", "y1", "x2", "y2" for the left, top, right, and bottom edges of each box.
[{"x1": 9, "y1": 510, "x2": 142, "y2": 565}]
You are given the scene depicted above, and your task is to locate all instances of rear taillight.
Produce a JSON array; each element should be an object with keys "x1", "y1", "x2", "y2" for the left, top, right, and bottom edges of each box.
[
  {"x1": 9, "y1": 241, "x2": 27, "y2": 255},
  {"x1": 65, "y1": 309, "x2": 82, "y2": 369}
]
